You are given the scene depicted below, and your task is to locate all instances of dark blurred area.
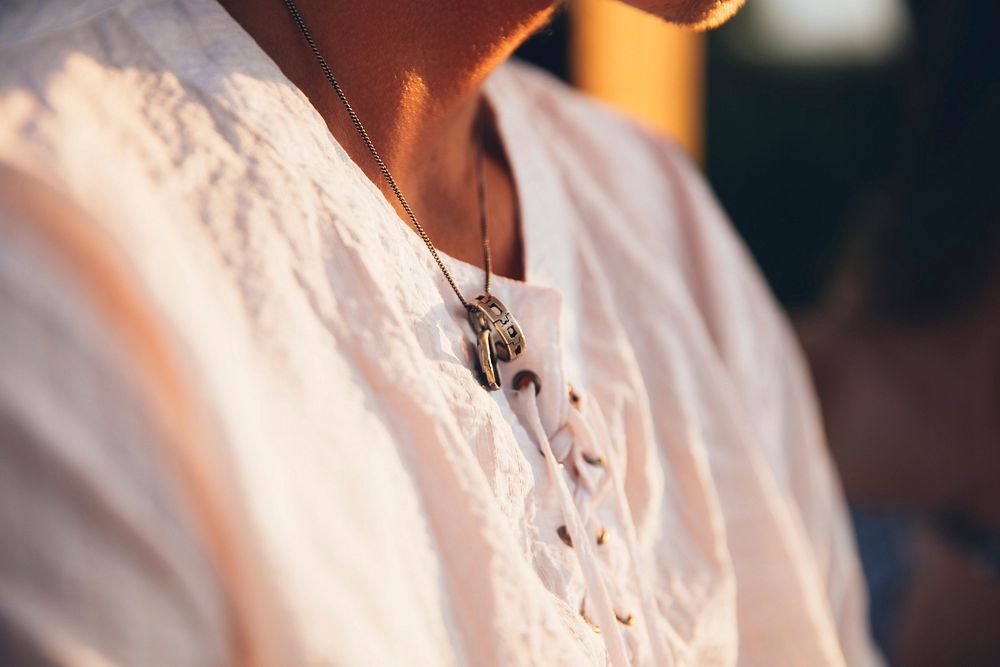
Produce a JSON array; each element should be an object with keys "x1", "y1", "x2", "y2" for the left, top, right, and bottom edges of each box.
[{"x1": 519, "y1": 1, "x2": 1000, "y2": 664}]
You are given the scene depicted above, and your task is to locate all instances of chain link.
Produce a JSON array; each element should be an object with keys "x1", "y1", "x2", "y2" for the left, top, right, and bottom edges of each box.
[{"x1": 281, "y1": 0, "x2": 491, "y2": 311}]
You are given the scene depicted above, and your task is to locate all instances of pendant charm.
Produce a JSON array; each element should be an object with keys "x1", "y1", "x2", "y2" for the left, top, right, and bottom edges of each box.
[
  {"x1": 475, "y1": 328, "x2": 502, "y2": 391},
  {"x1": 467, "y1": 294, "x2": 527, "y2": 391}
]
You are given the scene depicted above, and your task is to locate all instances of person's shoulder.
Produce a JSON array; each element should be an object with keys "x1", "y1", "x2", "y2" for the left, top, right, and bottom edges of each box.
[
  {"x1": 497, "y1": 58, "x2": 754, "y2": 316},
  {"x1": 495, "y1": 58, "x2": 717, "y2": 255},
  {"x1": 497, "y1": 58, "x2": 696, "y2": 168},
  {"x1": 495, "y1": 58, "x2": 724, "y2": 245},
  {"x1": 0, "y1": 0, "x2": 151, "y2": 167},
  {"x1": 0, "y1": 0, "x2": 124, "y2": 50}
]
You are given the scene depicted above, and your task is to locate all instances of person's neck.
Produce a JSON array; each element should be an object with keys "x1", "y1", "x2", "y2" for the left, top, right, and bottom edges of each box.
[{"x1": 219, "y1": 1, "x2": 555, "y2": 234}]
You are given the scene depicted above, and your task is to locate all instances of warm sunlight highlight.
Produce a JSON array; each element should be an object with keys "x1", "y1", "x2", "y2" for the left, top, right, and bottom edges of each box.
[{"x1": 571, "y1": 0, "x2": 706, "y2": 161}]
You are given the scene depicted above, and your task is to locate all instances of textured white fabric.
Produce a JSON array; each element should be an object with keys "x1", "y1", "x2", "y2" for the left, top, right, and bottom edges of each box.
[{"x1": 0, "y1": 1, "x2": 881, "y2": 665}]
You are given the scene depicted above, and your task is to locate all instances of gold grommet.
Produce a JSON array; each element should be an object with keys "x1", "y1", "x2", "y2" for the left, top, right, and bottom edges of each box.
[
  {"x1": 580, "y1": 601, "x2": 601, "y2": 634},
  {"x1": 557, "y1": 524, "x2": 573, "y2": 548},
  {"x1": 568, "y1": 385, "x2": 581, "y2": 406},
  {"x1": 513, "y1": 370, "x2": 541, "y2": 395}
]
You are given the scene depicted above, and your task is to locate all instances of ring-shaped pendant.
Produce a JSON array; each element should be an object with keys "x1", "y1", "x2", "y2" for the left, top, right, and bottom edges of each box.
[
  {"x1": 467, "y1": 294, "x2": 526, "y2": 392},
  {"x1": 475, "y1": 327, "x2": 502, "y2": 391},
  {"x1": 467, "y1": 294, "x2": 526, "y2": 362}
]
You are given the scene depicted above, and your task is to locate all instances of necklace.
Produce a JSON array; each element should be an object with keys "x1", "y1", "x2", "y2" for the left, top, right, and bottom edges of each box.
[{"x1": 281, "y1": 0, "x2": 526, "y2": 392}]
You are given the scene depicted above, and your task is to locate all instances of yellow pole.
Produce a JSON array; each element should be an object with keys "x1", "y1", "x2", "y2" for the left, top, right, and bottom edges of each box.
[{"x1": 570, "y1": 0, "x2": 706, "y2": 163}]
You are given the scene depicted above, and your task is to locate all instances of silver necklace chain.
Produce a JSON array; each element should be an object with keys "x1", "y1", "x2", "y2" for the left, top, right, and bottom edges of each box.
[{"x1": 281, "y1": 0, "x2": 490, "y2": 311}]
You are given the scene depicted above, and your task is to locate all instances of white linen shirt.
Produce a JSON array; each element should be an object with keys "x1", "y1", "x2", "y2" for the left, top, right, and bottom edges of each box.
[{"x1": 0, "y1": 1, "x2": 880, "y2": 665}]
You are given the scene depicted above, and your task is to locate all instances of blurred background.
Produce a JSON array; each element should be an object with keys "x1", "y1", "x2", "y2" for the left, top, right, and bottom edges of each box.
[{"x1": 517, "y1": 1, "x2": 1000, "y2": 665}]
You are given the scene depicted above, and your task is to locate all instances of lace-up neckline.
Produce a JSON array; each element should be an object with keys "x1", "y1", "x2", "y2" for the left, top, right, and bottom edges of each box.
[{"x1": 508, "y1": 371, "x2": 674, "y2": 667}]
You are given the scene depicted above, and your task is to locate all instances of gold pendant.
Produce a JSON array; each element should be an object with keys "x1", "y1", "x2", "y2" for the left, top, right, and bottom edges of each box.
[
  {"x1": 476, "y1": 328, "x2": 502, "y2": 391},
  {"x1": 467, "y1": 294, "x2": 526, "y2": 392}
]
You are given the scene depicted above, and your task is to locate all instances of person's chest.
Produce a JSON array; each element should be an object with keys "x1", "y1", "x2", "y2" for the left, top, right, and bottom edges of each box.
[
  {"x1": 144, "y1": 132, "x2": 738, "y2": 663},
  {"x1": 1, "y1": 22, "x2": 740, "y2": 657}
]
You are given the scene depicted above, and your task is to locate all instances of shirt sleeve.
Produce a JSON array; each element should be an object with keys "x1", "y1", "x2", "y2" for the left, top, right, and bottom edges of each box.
[
  {"x1": 0, "y1": 196, "x2": 229, "y2": 666},
  {"x1": 661, "y1": 146, "x2": 883, "y2": 667},
  {"x1": 747, "y1": 284, "x2": 881, "y2": 667}
]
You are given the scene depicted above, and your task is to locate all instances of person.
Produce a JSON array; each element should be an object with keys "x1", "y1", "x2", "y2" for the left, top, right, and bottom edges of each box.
[{"x1": 0, "y1": 1, "x2": 879, "y2": 665}]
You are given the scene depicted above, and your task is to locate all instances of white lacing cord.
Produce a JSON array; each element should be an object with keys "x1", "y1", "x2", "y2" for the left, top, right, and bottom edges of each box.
[
  {"x1": 510, "y1": 380, "x2": 633, "y2": 667},
  {"x1": 567, "y1": 397, "x2": 678, "y2": 667}
]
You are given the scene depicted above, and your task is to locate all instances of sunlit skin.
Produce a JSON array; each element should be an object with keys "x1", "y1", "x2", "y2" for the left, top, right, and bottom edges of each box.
[
  {"x1": 622, "y1": 0, "x2": 746, "y2": 30},
  {"x1": 218, "y1": 1, "x2": 743, "y2": 281}
]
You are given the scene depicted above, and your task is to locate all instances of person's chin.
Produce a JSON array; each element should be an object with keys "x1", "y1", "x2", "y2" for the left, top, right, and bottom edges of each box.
[{"x1": 620, "y1": 0, "x2": 746, "y2": 30}]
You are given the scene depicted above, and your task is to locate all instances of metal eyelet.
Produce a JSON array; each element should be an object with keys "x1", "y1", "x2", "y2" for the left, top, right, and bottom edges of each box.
[
  {"x1": 557, "y1": 524, "x2": 573, "y2": 548},
  {"x1": 568, "y1": 384, "x2": 581, "y2": 406},
  {"x1": 596, "y1": 527, "x2": 608, "y2": 546},
  {"x1": 580, "y1": 600, "x2": 601, "y2": 634},
  {"x1": 513, "y1": 369, "x2": 541, "y2": 395},
  {"x1": 615, "y1": 611, "x2": 635, "y2": 626},
  {"x1": 582, "y1": 452, "x2": 606, "y2": 467}
]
